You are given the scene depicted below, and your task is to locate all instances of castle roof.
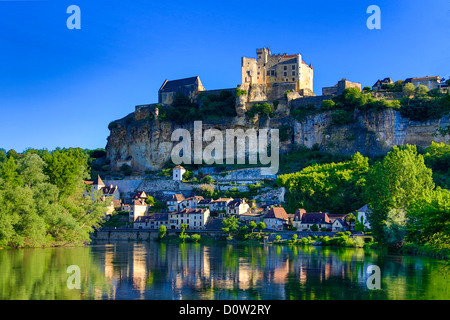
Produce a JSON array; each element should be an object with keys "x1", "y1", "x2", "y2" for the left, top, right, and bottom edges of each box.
[{"x1": 159, "y1": 76, "x2": 200, "y2": 92}]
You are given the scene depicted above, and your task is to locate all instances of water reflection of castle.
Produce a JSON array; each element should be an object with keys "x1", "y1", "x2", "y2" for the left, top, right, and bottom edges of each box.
[{"x1": 99, "y1": 243, "x2": 373, "y2": 299}]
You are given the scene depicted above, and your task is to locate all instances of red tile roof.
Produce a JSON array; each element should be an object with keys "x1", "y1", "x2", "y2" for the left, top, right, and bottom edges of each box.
[{"x1": 266, "y1": 207, "x2": 289, "y2": 221}]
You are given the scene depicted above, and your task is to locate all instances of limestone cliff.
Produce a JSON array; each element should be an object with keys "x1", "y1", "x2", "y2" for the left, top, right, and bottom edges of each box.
[{"x1": 106, "y1": 105, "x2": 449, "y2": 173}]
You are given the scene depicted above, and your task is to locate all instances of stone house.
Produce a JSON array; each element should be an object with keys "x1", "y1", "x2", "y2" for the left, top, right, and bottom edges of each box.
[
  {"x1": 331, "y1": 218, "x2": 348, "y2": 232},
  {"x1": 264, "y1": 207, "x2": 289, "y2": 231},
  {"x1": 322, "y1": 78, "x2": 362, "y2": 96},
  {"x1": 197, "y1": 198, "x2": 212, "y2": 209},
  {"x1": 239, "y1": 212, "x2": 265, "y2": 225},
  {"x1": 167, "y1": 193, "x2": 185, "y2": 212},
  {"x1": 226, "y1": 199, "x2": 250, "y2": 216},
  {"x1": 168, "y1": 208, "x2": 210, "y2": 230},
  {"x1": 134, "y1": 213, "x2": 168, "y2": 229},
  {"x1": 293, "y1": 209, "x2": 331, "y2": 231},
  {"x1": 408, "y1": 76, "x2": 441, "y2": 90},
  {"x1": 372, "y1": 77, "x2": 394, "y2": 91},
  {"x1": 180, "y1": 195, "x2": 204, "y2": 210},
  {"x1": 84, "y1": 175, "x2": 120, "y2": 201},
  {"x1": 209, "y1": 198, "x2": 233, "y2": 215},
  {"x1": 158, "y1": 76, "x2": 205, "y2": 105},
  {"x1": 128, "y1": 200, "x2": 148, "y2": 223}
]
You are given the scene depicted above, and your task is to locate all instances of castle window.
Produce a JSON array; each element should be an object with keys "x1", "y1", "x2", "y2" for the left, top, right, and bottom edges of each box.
[
  {"x1": 292, "y1": 78, "x2": 295, "y2": 81},
  {"x1": 292, "y1": 71, "x2": 295, "y2": 76},
  {"x1": 284, "y1": 72, "x2": 287, "y2": 76},
  {"x1": 284, "y1": 66, "x2": 287, "y2": 70},
  {"x1": 292, "y1": 65, "x2": 295, "y2": 70}
]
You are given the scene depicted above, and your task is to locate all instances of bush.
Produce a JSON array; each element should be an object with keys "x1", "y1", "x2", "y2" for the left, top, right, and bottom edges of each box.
[
  {"x1": 331, "y1": 109, "x2": 354, "y2": 126},
  {"x1": 247, "y1": 103, "x2": 274, "y2": 118},
  {"x1": 191, "y1": 234, "x2": 201, "y2": 243}
]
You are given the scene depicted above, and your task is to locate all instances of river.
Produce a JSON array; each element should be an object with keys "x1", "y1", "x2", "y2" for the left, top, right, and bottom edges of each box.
[{"x1": 0, "y1": 241, "x2": 448, "y2": 300}]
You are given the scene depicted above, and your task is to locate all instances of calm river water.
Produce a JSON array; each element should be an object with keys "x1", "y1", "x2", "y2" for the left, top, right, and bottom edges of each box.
[{"x1": 0, "y1": 241, "x2": 448, "y2": 300}]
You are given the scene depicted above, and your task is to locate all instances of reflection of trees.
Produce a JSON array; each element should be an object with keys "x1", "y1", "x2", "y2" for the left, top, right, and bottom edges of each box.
[{"x1": 0, "y1": 246, "x2": 110, "y2": 300}]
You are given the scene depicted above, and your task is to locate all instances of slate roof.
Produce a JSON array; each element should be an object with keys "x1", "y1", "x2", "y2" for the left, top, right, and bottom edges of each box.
[
  {"x1": 159, "y1": 77, "x2": 199, "y2": 93},
  {"x1": 301, "y1": 212, "x2": 330, "y2": 224},
  {"x1": 227, "y1": 199, "x2": 246, "y2": 208}
]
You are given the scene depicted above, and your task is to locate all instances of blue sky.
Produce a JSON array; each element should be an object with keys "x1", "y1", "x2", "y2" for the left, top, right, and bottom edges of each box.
[{"x1": 0, "y1": 0, "x2": 449, "y2": 152}]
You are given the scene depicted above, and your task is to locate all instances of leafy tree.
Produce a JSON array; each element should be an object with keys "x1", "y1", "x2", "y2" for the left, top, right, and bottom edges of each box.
[
  {"x1": 310, "y1": 224, "x2": 319, "y2": 232},
  {"x1": 257, "y1": 221, "x2": 266, "y2": 232},
  {"x1": 222, "y1": 215, "x2": 239, "y2": 238},
  {"x1": 407, "y1": 187, "x2": 450, "y2": 245},
  {"x1": 191, "y1": 233, "x2": 201, "y2": 243},
  {"x1": 158, "y1": 225, "x2": 167, "y2": 239},
  {"x1": 415, "y1": 85, "x2": 429, "y2": 96},
  {"x1": 364, "y1": 145, "x2": 435, "y2": 244},
  {"x1": 249, "y1": 221, "x2": 257, "y2": 233},
  {"x1": 6, "y1": 149, "x2": 19, "y2": 160}
]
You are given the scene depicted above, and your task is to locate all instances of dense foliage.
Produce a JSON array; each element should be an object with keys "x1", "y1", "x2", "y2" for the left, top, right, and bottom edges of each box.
[
  {"x1": 363, "y1": 145, "x2": 449, "y2": 255},
  {"x1": 0, "y1": 148, "x2": 107, "y2": 248},
  {"x1": 290, "y1": 87, "x2": 449, "y2": 125},
  {"x1": 277, "y1": 152, "x2": 369, "y2": 214}
]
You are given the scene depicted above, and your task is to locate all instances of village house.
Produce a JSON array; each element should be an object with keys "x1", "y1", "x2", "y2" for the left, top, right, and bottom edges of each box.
[
  {"x1": 167, "y1": 193, "x2": 185, "y2": 212},
  {"x1": 322, "y1": 78, "x2": 361, "y2": 96},
  {"x1": 372, "y1": 77, "x2": 394, "y2": 91},
  {"x1": 84, "y1": 175, "x2": 120, "y2": 201},
  {"x1": 134, "y1": 213, "x2": 168, "y2": 229},
  {"x1": 406, "y1": 76, "x2": 441, "y2": 90},
  {"x1": 226, "y1": 199, "x2": 250, "y2": 216},
  {"x1": 168, "y1": 208, "x2": 210, "y2": 230},
  {"x1": 126, "y1": 199, "x2": 148, "y2": 223},
  {"x1": 180, "y1": 195, "x2": 204, "y2": 210},
  {"x1": 239, "y1": 211, "x2": 265, "y2": 225},
  {"x1": 293, "y1": 209, "x2": 332, "y2": 231},
  {"x1": 209, "y1": 198, "x2": 233, "y2": 215},
  {"x1": 264, "y1": 207, "x2": 289, "y2": 231},
  {"x1": 197, "y1": 198, "x2": 212, "y2": 209}
]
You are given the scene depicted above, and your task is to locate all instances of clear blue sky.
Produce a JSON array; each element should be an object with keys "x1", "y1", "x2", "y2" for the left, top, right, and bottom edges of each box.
[{"x1": 0, "y1": 0, "x2": 449, "y2": 152}]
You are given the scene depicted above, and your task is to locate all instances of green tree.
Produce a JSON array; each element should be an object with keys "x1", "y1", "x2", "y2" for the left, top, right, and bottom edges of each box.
[
  {"x1": 222, "y1": 215, "x2": 239, "y2": 238},
  {"x1": 257, "y1": 221, "x2": 266, "y2": 232},
  {"x1": 249, "y1": 221, "x2": 257, "y2": 233},
  {"x1": 364, "y1": 145, "x2": 435, "y2": 245},
  {"x1": 191, "y1": 233, "x2": 201, "y2": 243},
  {"x1": 158, "y1": 225, "x2": 167, "y2": 240},
  {"x1": 415, "y1": 85, "x2": 429, "y2": 96},
  {"x1": 402, "y1": 82, "x2": 415, "y2": 96}
]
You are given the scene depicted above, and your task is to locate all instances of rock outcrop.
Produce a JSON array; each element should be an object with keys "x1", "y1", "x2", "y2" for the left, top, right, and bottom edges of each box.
[{"x1": 106, "y1": 104, "x2": 449, "y2": 173}]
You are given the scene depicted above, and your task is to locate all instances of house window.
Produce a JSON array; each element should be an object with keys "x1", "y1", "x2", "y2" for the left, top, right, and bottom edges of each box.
[
  {"x1": 284, "y1": 72, "x2": 287, "y2": 76},
  {"x1": 292, "y1": 71, "x2": 295, "y2": 76}
]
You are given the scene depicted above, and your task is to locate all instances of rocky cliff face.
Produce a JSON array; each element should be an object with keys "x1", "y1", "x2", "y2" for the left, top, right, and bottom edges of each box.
[{"x1": 106, "y1": 105, "x2": 449, "y2": 172}]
